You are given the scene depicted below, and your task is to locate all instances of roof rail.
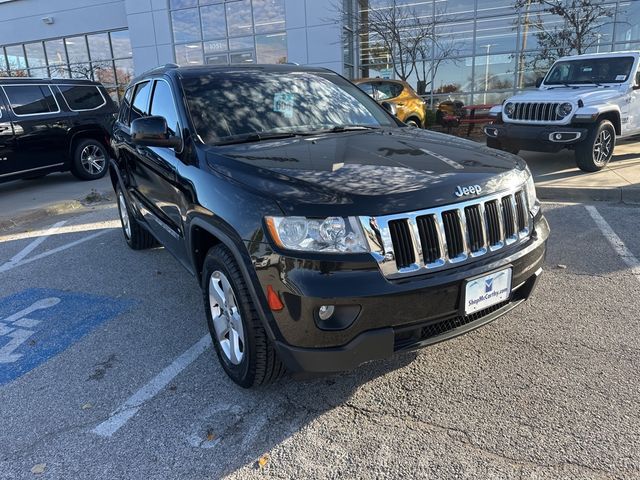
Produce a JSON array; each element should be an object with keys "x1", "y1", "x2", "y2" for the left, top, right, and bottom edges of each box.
[{"x1": 141, "y1": 63, "x2": 180, "y2": 76}]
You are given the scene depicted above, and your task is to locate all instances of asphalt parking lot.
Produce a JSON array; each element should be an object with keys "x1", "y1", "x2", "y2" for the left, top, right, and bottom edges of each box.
[{"x1": 0, "y1": 199, "x2": 638, "y2": 479}]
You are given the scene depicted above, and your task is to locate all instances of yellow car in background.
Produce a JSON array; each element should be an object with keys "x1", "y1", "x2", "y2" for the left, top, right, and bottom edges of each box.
[{"x1": 354, "y1": 78, "x2": 427, "y2": 128}]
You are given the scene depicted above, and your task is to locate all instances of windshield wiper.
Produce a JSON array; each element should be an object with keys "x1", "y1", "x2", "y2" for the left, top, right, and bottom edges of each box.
[
  {"x1": 548, "y1": 82, "x2": 579, "y2": 89},
  {"x1": 214, "y1": 132, "x2": 309, "y2": 146},
  {"x1": 307, "y1": 125, "x2": 381, "y2": 134}
]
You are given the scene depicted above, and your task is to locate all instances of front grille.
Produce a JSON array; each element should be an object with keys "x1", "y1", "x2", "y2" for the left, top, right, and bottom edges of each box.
[
  {"x1": 362, "y1": 187, "x2": 531, "y2": 279},
  {"x1": 442, "y1": 210, "x2": 464, "y2": 258},
  {"x1": 388, "y1": 219, "x2": 415, "y2": 269},
  {"x1": 393, "y1": 299, "x2": 512, "y2": 351},
  {"x1": 416, "y1": 215, "x2": 440, "y2": 264},
  {"x1": 464, "y1": 205, "x2": 484, "y2": 253},
  {"x1": 512, "y1": 102, "x2": 561, "y2": 122}
]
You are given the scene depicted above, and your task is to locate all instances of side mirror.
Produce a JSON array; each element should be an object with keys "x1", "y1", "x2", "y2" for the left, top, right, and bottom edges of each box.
[
  {"x1": 381, "y1": 101, "x2": 397, "y2": 116},
  {"x1": 131, "y1": 116, "x2": 182, "y2": 149},
  {"x1": 633, "y1": 72, "x2": 640, "y2": 90},
  {"x1": 535, "y1": 77, "x2": 544, "y2": 88}
]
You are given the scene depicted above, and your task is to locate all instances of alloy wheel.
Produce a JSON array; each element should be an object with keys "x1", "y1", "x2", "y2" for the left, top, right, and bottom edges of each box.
[
  {"x1": 80, "y1": 144, "x2": 106, "y2": 175},
  {"x1": 209, "y1": 270, "x2": 245, "y2": 365},
  {"x1": 593, "y1": 129, "x2": 613, "y2": 166},
  {"x1": 118, "y1": 190, "x2": 131, "y2": 239}
]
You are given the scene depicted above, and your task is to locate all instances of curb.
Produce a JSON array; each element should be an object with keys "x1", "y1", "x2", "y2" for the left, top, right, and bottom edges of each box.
[
  {"x1": 536, "y1": 185, "x2": 640, "y2": 204},
  {"x1": 0, "y1": 191, "x2": 114, "y2": 232}
]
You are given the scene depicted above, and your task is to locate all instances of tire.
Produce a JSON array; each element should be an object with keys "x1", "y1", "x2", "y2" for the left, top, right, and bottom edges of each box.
[
  {"x1": 203, "y1": 244, "x2": 285, "y2": 388},
  {"x1": 575, "y1": 120, "x2": 615, "y2": 172},
  {"x1": 486, "y1": 137, "x2": 519, "y2": 155},
  {"x1": 115, "y1": 184, "x2": 157, "y2": 250},
  {"x1": 406, "y1": 118, "x2": 421, "y2": 128},
  {"x1": 71, "y1": 138, "x2": 109, "y2": 180}
]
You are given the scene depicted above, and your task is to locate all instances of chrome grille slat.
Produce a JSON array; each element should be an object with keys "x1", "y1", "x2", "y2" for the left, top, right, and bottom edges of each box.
[
  {"x1": 360, "y1": 188, "x2": 532, "y2": 279},
  {"x1": 510, "y1": 102, "x2": 563, "y2": 122}
]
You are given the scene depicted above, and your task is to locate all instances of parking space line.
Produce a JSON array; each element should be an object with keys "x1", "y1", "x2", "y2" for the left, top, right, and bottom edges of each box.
[
  {"x1": 1, "y1": 220, "x2": 67, "y2": 267},
  {"x1": 0, "y1": 230, "x2": 109, "y2": 274},
  {"x1": 586, "y1": 205, "x2": 640, "y2": 284},
  {"x1": 92, "y1": 335, "x2": 212, "y2": 438}
]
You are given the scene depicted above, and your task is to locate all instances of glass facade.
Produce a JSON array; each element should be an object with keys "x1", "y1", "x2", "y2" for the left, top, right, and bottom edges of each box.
[
  {"x1": 170, "y1": 0, "x2": 288, "y2": 66},
  {"x1": 0, "y1": 29, "x2": 133, "y2": 102},
  {"x1": 352, "y1": 0, "x2": 640, "y2": 106}
]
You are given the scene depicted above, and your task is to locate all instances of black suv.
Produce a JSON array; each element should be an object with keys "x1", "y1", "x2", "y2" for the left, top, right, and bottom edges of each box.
[
  {"x1": 110, "y1": 64, "x2": 549, "y2": 388},
  {"x1": 0, "y1": 78, "x2": 116, "y2": 183}
]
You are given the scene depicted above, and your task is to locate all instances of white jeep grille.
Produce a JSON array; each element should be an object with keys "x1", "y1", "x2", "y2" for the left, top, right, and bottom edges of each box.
[{"x1": 510, "y1": 102, "x2": 563, "y2": 122}]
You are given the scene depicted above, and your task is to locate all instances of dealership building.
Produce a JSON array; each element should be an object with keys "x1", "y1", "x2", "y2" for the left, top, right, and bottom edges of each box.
[{"x1": 1, "y1": 0, "x2": 639, "y2": 105}]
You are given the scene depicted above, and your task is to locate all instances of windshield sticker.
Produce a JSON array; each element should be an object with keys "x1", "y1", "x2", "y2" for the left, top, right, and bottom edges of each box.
[
  {"x1": 616, "y1": 74, "x2": 627, "y2": 81},
  {"x1": 274, "y1": 92, "x2": 294, "y2": 118}
]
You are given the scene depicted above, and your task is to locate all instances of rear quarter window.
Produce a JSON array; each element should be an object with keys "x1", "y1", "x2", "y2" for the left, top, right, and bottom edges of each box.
[
  {"x1": 58, "y1": 85, "x2": 105, "y2": 111},
  {"x1": 3, "y1": 85, "x2": 58, "y2": 116}
]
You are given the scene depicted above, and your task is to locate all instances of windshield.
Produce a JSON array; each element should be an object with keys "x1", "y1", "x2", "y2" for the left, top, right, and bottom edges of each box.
[
  {"x1": 545, "y1": 56, "x2": 635, "y2": 85},
  {"x1": 180, "y1": 70, "x2": 395, "y2": 145}
]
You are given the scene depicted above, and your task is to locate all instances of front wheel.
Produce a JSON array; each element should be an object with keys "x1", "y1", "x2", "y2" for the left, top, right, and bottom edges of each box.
[
  {"x1": 203, "y1": 244, "x2": 285, "y2": 388},
  {"x1": 575, "y1": 120, "x2": 615, "y2": 172},
  {"x1": 115, "y1": 185, "x2": 157, "y2": 250}
]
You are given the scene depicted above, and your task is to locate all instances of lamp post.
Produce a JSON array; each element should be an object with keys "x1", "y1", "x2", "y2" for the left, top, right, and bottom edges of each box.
[{"x1": 483, "y1": 43, "x2": 493, "y2": 104}]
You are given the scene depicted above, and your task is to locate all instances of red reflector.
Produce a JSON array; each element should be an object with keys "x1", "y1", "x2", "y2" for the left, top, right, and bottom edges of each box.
[{"x1": 266, "y1": 285, "x2": 284, "y2": 311}]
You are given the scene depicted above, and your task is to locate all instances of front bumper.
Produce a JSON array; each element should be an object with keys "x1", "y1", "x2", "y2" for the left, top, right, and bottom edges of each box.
[
  {"x1": 484, "y1": 123, "x2": 589, "y2": 152},
  {"x1": 249, "y1": 213, "x2": 549, "y2": 373}
]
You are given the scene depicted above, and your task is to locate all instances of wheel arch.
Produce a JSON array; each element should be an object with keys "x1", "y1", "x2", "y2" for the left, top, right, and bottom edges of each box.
[
  {"x1": 596, "y1": 110, "x2": 621, "y2": 136},
  {"x1": 68, "y1": 127, "x2": 112, "y2": 160},
  {"x1": 188, "y1": 218, "x2": 280, "y2": 342}
]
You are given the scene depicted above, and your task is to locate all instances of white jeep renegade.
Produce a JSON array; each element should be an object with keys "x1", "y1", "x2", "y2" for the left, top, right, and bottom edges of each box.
[{"x1": 484, "y1": 51, "x2": 640, "y2": 172}]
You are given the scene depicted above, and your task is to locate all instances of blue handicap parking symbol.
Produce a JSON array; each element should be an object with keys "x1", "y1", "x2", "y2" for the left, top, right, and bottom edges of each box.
[{"x1": 0, "y1": 288, "x2": 134, "y2": 385}]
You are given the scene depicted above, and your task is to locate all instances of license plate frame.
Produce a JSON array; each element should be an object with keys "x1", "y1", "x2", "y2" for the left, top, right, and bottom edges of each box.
[{"x1": 463, "y1": 267, "x2": 513, "y2": 315}]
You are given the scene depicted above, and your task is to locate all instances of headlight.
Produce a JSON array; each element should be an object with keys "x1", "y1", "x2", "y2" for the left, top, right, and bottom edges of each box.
[
  {"x1": 265, "y1": 216, "x2": 369, "y2": 253},
  {"x1": 557, "y1": 102, "x2": 573, "y2": 118},
  {"x1": 504, "y1": 102, "x2": 515, "y2": 117},
  {"x1": 525, "y1": 172, "x2": 538, "y2": 214}
]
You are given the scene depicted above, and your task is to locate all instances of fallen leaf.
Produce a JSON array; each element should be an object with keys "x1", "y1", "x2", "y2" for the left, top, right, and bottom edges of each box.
[
  {"x1": 258, "y1": 454, "x2": 270, "y2": 468},
  {"x1": 31, "y1": 463, "x2": 46, "y2": 475},
  {"x1": 206, "y1": 430, "x2": 215, "y2": 442},
  {"x1": 81, "y1": 403, "x2": 93, "y2": 410}
]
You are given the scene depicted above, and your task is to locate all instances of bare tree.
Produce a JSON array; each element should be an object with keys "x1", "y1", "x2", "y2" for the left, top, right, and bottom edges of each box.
[
  {"x1": 336, "y1": 0, "x2": 459, "y2": 87},
  {"x1": 515, "y1": 0, "x2": 615, "y2": 72}
]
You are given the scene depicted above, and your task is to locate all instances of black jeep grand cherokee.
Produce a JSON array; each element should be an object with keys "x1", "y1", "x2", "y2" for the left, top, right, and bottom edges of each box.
[{"x1": 110, "y1": 64, "x2": 548, "y2": 388}]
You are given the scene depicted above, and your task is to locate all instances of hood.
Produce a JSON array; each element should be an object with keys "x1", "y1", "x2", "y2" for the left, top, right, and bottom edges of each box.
[
  {"x1": 509, "y1": 85, "x2": 624, "y2": 106},
  {"x1": 205, "y1": 128, "x2": 528, "y2": 217}
]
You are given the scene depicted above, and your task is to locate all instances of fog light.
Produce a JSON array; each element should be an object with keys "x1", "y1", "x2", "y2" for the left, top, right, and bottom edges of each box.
[
  {"x1": 555, "y1": 133, "x2": 562, "y2": 140},
  {"x1": 318, "y1": 305, "x2": 335, "y2": 321}
]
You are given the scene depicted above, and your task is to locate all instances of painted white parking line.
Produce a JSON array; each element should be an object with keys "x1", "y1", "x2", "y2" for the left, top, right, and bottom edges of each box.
[
  {"x1": 586, "y1": 205, "x2": 640, "y2": 284},
  {"x1": 0, "y1": 220, "x2": 121, "y2": 243},
  {"x1": 0, "y1": 230, "x2": 109, "y2": 274},
  {"x1": 1, "y1": 220, "x2": 67, "y2": 267},
  {"x1": 92, "y1": 335, "x2": 212, "y2": 438}
]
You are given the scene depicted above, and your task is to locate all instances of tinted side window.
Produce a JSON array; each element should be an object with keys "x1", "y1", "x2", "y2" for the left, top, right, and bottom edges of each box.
[
  {"x1": 358, "y1": 83, "x2": 375, "y2": 97},
  {"x1": 130, "y1": 81, "x2": 151, "y2": 123},
  {"x1": 376, "y1": 82, "x2": 403, "y2": 100},
  {"x1": 118, "y1": 87, "x2": 133, "y2": 125},
  {"x1": 150, "y1": 80, "x2": 179, "y2": 136},
  {"x1": 4, "y1": 85, "x2": 58, "y2": 115},
  {"x1": 58, "y1": 85, "x2": 104, "y2": 110}
]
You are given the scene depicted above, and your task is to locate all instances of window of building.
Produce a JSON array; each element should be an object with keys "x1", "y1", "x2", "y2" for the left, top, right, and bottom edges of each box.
[
  {"x1": 171, "y1": 0, "x2": 288, "y2": 67},
  {"x1": 1, "y1": 30, "x2": 133, "y2": 102},
  {"x1": 58, "y1": 85, "x2": 105, "y2": 111},
  {"x1": 150, "y1": 81, "x2": 180, "y2": 136},
  {"x1": 5, "y1": 45, "x2": 27, "y2": 74},
  {"x1": 4, "y1": 85, "x2": 58, "y2": 116},
  {"x1": 65, "y1": 37, "x2": 89, "y2": 63}
]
